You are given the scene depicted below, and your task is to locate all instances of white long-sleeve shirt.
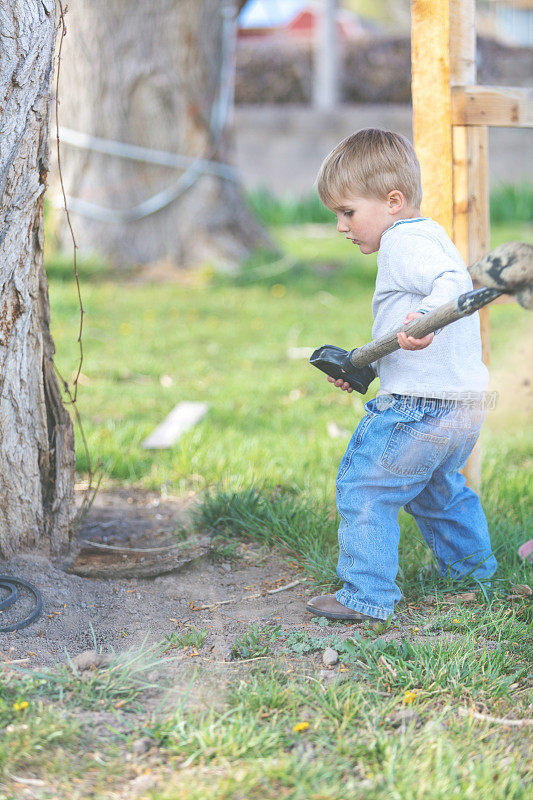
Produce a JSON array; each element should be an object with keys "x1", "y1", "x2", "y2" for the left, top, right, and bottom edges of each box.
[{"x1": 372, "y1": 217, "x2": 489, "y2": 397}]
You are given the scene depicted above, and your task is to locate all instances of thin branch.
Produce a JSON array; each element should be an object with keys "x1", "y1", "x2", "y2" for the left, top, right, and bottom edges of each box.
[
  {"x1": 191, "y1": 579, "x2": 303, "y2": 611},
  {"x1": 55, "y1": 0, "x2": 84, "y2": 401},
  {"x1": 53, "y1": 1, "x2": 102, "y2": 521},
  {"x1": 457, "y1": 707, "x2": 533, "y2": 728}
]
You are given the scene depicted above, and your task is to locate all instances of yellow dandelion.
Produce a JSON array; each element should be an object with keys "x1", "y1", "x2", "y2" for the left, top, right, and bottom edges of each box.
[
  {"x1": 402, "y1": 690, "x2": 417, "y2": 705},
  {"x1": 453, "y1": 619, "x2": 461, "y2": 624},
  {"x1": 271, "y1": 283, "x2": 286, "y2": 299},
  {"x1": 19, "y1": 701, "x2": 28, "y2": 710},
  {"x1": 12, "y1": 703, "x2": 20, "y2": 711},
  {"x1": 293, "y1": 721, "x2": 310, "y2": 733},
  {"x1": 413, "y1": 627, "x2": 419, "y2": 632}
]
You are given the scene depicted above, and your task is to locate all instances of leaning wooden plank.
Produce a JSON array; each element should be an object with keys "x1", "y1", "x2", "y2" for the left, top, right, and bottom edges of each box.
[{"x1": 141, "y1": 401, "x2": 208, "y2": 449}]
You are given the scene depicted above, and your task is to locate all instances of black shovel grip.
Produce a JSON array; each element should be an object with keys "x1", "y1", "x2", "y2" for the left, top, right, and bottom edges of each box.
[{"x1": 309, "y1": 345, "x2": 376, "y2": 393}]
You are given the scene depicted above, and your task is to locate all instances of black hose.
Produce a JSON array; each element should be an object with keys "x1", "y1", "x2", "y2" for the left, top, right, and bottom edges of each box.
[
  {"x1": 0, "y1": 577, "x2": 43, "y2": 633},
  {"x1": 0, "y1": 580, "x2": 18, "y2": 610}
]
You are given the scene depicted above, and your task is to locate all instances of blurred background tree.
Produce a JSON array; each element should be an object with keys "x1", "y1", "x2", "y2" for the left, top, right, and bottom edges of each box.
[{"x1": 53, "y1": 0, "x2": 271, "y2": 271}]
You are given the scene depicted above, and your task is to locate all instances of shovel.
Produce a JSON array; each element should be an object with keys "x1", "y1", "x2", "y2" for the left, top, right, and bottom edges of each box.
[{"x1": 310, "y1": 242, "x2": 533, "y2": 392}]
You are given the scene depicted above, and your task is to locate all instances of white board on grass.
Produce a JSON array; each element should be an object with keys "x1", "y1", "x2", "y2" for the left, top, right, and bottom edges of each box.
[{"x1": 141, "y1": 402, "x2": 209, "y2": 449}]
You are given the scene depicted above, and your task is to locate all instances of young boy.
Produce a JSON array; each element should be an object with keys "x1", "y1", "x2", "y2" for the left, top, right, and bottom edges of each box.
[{"x1": 306, "y1": 128, "x2": 497, "y2": 623}]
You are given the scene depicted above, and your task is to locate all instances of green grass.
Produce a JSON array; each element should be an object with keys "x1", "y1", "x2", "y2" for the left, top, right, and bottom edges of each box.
[
  {"x1": 1, "y1": 622, "x2": 531, "y2": 797},
  {"x1": 149, "y1": 658, "x2": 532, "y2": 799},
  {"x1": 247, "y1": 184, "x2": 533, "y2": 227},
  {"x1": 46, "y1": 217, "x2": 533, "y2": 597},
  {"x1": 246, "y1": 187, "x2": 334, "y2": 226},
  {"x1": 2, "y1": 640, "x2": 168, "y2": 715},
  {"x1": 47, "y1": 219, "x2": 533, "y2": 493},
  {"x1": 193, "y1": 482, "x2": 533, "y2": 601},
  {"x1": 163, "y1": 626, "x2": 208, "y2": 651},
  {"x1": 489, "y1": 183, "x2": 533, "y2": 225},
  {"x1": 192, "y1": 487, "x2": 338, "y2": 589},
  {"x1": 231, "y1": 622, "x2": 281, "y2": 660},
  {"x1": 26, "y1": 213, "x2": 532, "y2": 797}
]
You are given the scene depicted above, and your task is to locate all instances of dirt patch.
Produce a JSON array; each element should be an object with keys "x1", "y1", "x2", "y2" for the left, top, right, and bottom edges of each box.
[{"x1": 0, "y1": 489, "x2": 335, "y2": 671}]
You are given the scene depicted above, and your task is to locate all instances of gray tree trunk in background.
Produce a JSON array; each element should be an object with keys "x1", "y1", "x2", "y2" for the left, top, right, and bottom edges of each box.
[
  {"x1": 0, "y1": 1, "x2": 75, "y2": 558},
  {"x1": 54, "y1": 0, "x2": 271, "y2": 269}
]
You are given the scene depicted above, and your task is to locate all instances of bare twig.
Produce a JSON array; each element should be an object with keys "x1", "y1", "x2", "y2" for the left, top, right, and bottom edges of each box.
[
  {"x1": 191, "y1": 579, "x2": 303, "y2": 611},
  {"x1": 266, "y1": 579, "x2": 301, "y2": 594},
  {"x1": 55, "y1": 1, "x2": 84, "y2": 399},
  {"x1": 457, "y1": 707, "x2": 533, "y2": 727},
  {"x1": 53, "y1": 2, "x2": 102, "y2": 520},
  {"x1": 8, "y1": 775, "x2": 46, "y2": 787},
  {"x1": 205, "y1": 655, "x2": 272, "y2": 665},
  {"x1": 80, "y1": 539, "x2": 186, "y2": 553}
]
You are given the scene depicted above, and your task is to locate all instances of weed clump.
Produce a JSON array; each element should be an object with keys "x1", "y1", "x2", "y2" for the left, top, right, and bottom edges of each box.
[{"x1": 231, "y1": 622, "x2": 281, "y2": 660}]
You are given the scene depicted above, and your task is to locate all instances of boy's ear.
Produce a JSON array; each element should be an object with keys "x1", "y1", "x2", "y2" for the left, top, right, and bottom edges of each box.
[{"x1": 387, "y1": 190, "x2": 405, "y2": 214}]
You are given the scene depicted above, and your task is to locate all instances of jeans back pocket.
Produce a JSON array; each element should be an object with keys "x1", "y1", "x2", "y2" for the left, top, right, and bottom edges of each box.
[{"x1": 380, "y1": 423, "x2": 449, "y2": 478}]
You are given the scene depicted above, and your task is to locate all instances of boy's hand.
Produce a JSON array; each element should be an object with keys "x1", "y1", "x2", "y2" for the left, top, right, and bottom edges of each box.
[
  {"x1": 397, "y1": 311, "x2": 434, "y2": 351},
  {"x1": 327, "y1": 375, "x2": 353, "y2": 393}
]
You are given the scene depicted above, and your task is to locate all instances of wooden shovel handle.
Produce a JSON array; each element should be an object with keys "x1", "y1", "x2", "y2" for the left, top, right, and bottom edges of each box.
[{"x1": 349, "y1": 286, "x2": 502, "y2": 368}]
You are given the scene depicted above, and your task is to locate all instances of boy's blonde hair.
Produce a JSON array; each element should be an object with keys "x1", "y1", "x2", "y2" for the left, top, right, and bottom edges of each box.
[{"x1": 316, "y1": 128, "x2": 422, "y2": 209}]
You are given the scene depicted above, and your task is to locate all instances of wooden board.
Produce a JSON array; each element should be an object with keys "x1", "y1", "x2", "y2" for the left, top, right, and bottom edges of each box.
[
  {"x1": 141, "y1": 401, "x2": 209, "y2": 449},
  {"x1": 452, "y1": 86, "x2": 533, "y2": 127}
]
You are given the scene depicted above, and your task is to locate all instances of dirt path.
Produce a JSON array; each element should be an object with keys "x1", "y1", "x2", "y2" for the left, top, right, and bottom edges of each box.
[{"x1": 0, "y1": 489, "x2": 317, "y2": 670}]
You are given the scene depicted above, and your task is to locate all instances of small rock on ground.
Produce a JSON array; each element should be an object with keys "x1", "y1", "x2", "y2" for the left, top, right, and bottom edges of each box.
[
  {"x1": 322, "y1": 647, "x2": 339, "y2": 666},
  {"x1": 70, "y1": 650, "x2": 112, "y2": 672},
  {"x1": 130, "y1": 773, "x2": 156, "y2": 796},
  {"x1": 131, "y1": 737, "x2": 152, "y2": 756},
  {"x1": 389, "y1": 709, "x2": 420, "y2": 727}
]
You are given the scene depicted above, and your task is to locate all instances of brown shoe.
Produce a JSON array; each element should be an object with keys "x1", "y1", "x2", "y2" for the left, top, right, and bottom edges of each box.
[{"x1": 306, "y1": 594, "x2": 381, "y2": 623}]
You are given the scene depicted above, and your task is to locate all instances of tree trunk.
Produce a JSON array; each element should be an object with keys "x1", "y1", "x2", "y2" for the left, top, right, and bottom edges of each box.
[
  {"x1": 0, "y1": 0, "x2": 75, "y2": 558},
  {"x1": 54, "y1": 0, "x2": 272, "y2": 270}
]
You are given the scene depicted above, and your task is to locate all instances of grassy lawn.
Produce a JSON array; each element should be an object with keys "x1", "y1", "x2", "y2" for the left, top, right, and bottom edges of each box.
[
  {"x1": 47, "y1": 218, "x2": 533, "y2": 593},
  {"x1": 1, "y1": 215, "x2": 531, "y2": 798},
  {"x1": 48, "y1": 219, "x2": 533, "y2": 495},
  {"x1": 1, "y1": 609, "x2": 531, "y2": 798}
]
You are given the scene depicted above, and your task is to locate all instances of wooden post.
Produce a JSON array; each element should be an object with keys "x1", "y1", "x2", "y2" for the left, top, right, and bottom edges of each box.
[
  {"x1": 411, "y1": 0, "x2": 489, "y2": 491},
  {"x1": 411, "y1": 0, "x2": 454, "y2": 234},
  {"x1": 449, "y1": 0, "x2": 489, "y2": 492}
]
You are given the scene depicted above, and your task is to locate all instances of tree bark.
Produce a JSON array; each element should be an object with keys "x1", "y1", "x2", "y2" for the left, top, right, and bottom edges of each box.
[
  {"x1": 0, "y1": 0, "x2": 75, "y2": 558},
  {"x1": 54, "y1": 0, "x2": 272, "y2": 269}
]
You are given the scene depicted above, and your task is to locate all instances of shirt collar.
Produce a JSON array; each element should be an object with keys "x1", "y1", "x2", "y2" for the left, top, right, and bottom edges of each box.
[{"x1": 382, "y1": 217, "x2": 429, "y2": 238}]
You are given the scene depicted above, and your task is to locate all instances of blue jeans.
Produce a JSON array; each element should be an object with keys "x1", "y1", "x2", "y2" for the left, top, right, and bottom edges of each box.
[{"x1": 335, "y1": 395, "x2": 497, "y2": 620}]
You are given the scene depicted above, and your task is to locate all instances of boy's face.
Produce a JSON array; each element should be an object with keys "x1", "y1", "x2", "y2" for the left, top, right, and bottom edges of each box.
[{"x1": 332, "y1": 193, "x2": 396, "y2": 254}]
